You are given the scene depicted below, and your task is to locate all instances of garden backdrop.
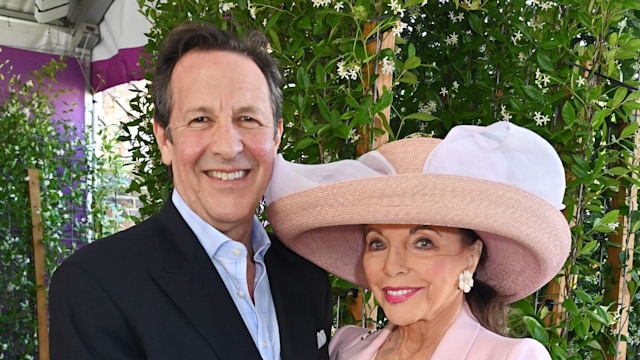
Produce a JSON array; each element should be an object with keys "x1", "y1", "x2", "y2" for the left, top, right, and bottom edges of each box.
[{"x1": 1, "y1": 0, "x2": 640, "y2": 359}]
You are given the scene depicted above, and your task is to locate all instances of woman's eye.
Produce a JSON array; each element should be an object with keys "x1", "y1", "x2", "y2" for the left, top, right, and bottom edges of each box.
[
  {"x1": 415, "y1": 238, "x2": 434, "y2": 249},
  {"x1": 367, "y1": 239, "x2": 384, "y2": 251}
]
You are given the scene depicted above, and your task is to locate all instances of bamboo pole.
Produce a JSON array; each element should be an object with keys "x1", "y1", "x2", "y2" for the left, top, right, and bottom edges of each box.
[{"x1": 27, "y1": 169, "x2": 49, "y2": 360}]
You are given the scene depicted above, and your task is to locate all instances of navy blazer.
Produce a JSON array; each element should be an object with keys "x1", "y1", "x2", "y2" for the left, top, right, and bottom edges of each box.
[{"x1": 49, "y1": 200, "x2": 333, "y2": 359}]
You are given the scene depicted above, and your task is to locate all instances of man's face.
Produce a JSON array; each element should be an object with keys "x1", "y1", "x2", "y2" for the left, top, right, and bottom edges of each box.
[{"x1": 154, "y1": 49, "x2": 282, "y2": 242}]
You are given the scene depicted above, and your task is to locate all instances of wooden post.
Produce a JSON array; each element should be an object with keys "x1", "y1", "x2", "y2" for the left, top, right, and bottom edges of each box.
[
  {"x1": 540, "y1": 276, "x2": 566, "y2": 328},
  {"x1": 356, "y1": 21, "x2": 395, "y2": 155},
  {"x1": 347, "y1": 21, "x2": 396, "y2": 329},
  {"x1": 603, "y1": 118, "x2": 638, "y2": 360},
  {"x1": 540, "y1": 183, "x2": 575, "y2": 329},
  {"x1": 27, "y1": 169, "x2": 49, "y2": 360}
]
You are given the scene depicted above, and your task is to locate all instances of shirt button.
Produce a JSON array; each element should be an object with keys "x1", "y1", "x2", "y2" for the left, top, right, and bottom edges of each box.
[
  {"x1": 262, "y1": 341, "x2": 268, "y2": 348},
  {"x1": 237, "y1": 290, "x2": 245, "y2": 298},
  {"x1": 233, "y1": 248, "x2": 241, "y2": 256}
]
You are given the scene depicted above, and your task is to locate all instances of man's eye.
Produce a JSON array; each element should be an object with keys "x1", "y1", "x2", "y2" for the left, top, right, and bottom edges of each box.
[
  {"x1": 191, "y1": 116, "x2": 208, "y2": 123},
  {"x1": 238, "y1": 116, "x2": 260, "y2": 128}
]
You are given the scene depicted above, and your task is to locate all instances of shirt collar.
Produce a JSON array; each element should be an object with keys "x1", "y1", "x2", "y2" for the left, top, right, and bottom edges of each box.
[{"x1": 171, "y1": 190, "x2": 271, "y2": 260}]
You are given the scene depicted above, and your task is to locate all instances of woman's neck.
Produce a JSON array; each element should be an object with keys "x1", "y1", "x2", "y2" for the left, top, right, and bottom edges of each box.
[{"x1": 376, "y1": 298, "x2": 465, "y2": 360}]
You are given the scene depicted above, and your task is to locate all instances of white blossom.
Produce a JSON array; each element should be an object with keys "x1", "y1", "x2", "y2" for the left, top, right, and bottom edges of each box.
[
  {"x1": 445, "y1": 33, "x2": 459, "y2": 46},
  {"x1": 540, "y1": 1, "x2": 553, "y2": 11},
  {"x1": 391, "y1": 20, "x2": 408, "y2": 37},
  {"x1": 533, "y1": 111, "x2": 550, "y2": 126},
  {"x1": 518, "y1": 52, "x2": 528, "y2": 62},
  {"x1": 389, "y1": 0, "x2": 405, "y2": 17},
  {"x1": 312, "y1": 0, "x2": 331, "y2": 7},
  {"x1": 348, "y1": 128, "x2": 360, "y2": 143},
  {"x1": 500, "y1": 105, "x2": 512, "y2": 121},
  {"x1": 248, "y1": 1, "x2": 257, "y2": 19},
  {"x1": 511, "y1": 31, "x2": 523, "y2": 45},
  {"x1": 219, "y1": 2, "x2": 237, "y2": 12},
  {"x1": 381, "y1": 57, "x2": 395, "y2": 75}
]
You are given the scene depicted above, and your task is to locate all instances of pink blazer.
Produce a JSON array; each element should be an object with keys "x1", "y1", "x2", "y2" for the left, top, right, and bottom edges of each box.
[{"x1": 329, "y1": 305, "x2": 551, "y2": 360}]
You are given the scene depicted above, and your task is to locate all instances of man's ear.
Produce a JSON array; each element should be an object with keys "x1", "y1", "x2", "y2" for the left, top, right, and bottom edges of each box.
[
  {"x1": 153, "y1": 121, "x2": 173, "y2": 166},
  {"x1": 274, "y1": 118, "x2": 284, "y2": 150}
]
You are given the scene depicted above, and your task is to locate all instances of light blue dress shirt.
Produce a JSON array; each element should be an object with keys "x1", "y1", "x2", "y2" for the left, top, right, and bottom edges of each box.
[{"x1": 172, "y1": 191, "x2": 281, "y2": 360}]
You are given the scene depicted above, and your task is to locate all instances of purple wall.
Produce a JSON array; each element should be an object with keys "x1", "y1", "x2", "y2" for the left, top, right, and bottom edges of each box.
[
  {"x1": 0, "y1": 46, "x2": 86, "y2": 130},
  {"x1": 1, "y1": 46, "x2": 87, "y2": 246}
]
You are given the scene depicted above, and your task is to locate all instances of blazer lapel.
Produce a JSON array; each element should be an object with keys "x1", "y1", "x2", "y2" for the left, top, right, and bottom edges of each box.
[
  {"x1": 432, "y1": 304, "x2": 479, "y2": 359},
  {"x1": 267, "y1": 239, "x2": 319, "y2": 360},
  {"x1": 149, "y1": 201, "x2": 262, "y2": 359}
]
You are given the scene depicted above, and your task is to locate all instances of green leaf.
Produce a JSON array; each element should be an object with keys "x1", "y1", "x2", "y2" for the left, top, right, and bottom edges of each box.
[
  {"x1": 405, "y1": 112, "x2": 438, "y2": 122},
  {"x1": 619, "y1": 121, "x2": 639, "y2": 139},
  {"x1": 622, "y1": 101, "x2": 640, "y2": 112},
  {"x1": 522, "y1": 85, "x2": 545, "y2": 102},
  {"x1": 574, "y1": 289, "x2": 594, "y2": 303},
  {"x1": 407, "y1": 43, "x2": 416, "y2": 58},
  {"x1": 404, "y1": 56, "x2": 421, "y2": 70},
  {"x1": 622, "y1": 0, "x2": 640, "y2": 9},
  {"x1": 536, "y1": 53, "x2": 555, "y2": 72},
  {"x1": 561, "y1": 102, "x2": 576, "y2": 125},
  {"x1": 579, "y1": 240, "x2": 598, "y2": 255},
  {"x1": 345, "y1": 95, "x2": 360, "y2": 110},
  {"x1": 398, "y1": 71, "x2": 418, "y2": 84},
  {"x1": 468, "y1": 13, "x2": 483, "y2": 34},
  {"x1": 610, "y1": 87, "x2": 628, "y2": 108},
  {"x1": 601, "y1": 209, "x2": 620, "y2": 225},
  {"x1": 316, "y1": 97, "x2": 332, "y2": 123},
  {"x1": 608, "y1": 167, "x2": 629, "y2": 176},
  {"x1": 522, "y1": 316, "x2": 549, "y2": 344},
  {"x1": 296, "y1": 68, "x2": 311, "y2": 89},
  {"x1": 293, "y1": 137, "x2": 315, "y2": 151},
  {"x1": 586, "y1": 340, "x2": 602, "y2": 350},
  {"x1": 591, "y1": 109, "x2": 611, "y2": 129},
  {"x1": 562, "y1": 298, "x2": 579, "y2": 315},
  {"x1": 587, "y1": 306, "x2": 611, "y2": 325}
]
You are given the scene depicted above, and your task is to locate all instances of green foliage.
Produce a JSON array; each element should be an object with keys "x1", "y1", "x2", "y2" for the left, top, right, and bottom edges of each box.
[
  {"x1": 0, "y1": 59, "x2": 130, "y2": 358},
  {"x1": 126, "y1": 0, "x2": 640, "y2": 358}
]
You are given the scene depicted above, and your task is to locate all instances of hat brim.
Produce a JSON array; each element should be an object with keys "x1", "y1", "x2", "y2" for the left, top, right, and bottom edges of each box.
[{"x1": 267, "y1": 173, "x2": 571, "y2": 303}]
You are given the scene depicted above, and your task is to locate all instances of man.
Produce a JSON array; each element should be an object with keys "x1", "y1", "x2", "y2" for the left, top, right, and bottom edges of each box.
[{"x1": 49, "y1": 23, "x2": 332, "y2": 359}]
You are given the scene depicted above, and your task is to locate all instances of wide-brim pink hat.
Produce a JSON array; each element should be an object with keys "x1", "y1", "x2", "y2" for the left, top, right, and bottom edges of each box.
[{"x1": 265, "y1": 122, "x2": 572, "y2": 303}]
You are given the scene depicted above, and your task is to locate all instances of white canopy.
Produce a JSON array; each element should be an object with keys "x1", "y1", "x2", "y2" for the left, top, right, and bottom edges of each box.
[{"x1": 0, "y1": 0, "x2": 150, "y2": 90}]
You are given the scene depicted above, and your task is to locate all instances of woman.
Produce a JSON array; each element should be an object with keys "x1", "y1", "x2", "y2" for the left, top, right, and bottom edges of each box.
[{"x1": 265, "y1": 121, "x2": 571, "y2": 359}]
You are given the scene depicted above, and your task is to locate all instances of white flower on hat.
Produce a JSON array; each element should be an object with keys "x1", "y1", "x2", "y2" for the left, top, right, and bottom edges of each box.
[{"x1": 458, "y1": 270, "x2": 474, "y2": 293}]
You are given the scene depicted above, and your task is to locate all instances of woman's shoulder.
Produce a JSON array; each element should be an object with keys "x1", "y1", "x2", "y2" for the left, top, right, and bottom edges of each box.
[
  {"x1": 329, "y1": 325, "x2": 371, "y2": 352},
  {"x1": 436, "y1": 306, "x2": 551, "y2": 360},
  {"x1": 329, "y1": 325, "x2": 393, "y2": 360},
  {"x1": 475, "y1": 327, "x2": 551, "y2": 359}
]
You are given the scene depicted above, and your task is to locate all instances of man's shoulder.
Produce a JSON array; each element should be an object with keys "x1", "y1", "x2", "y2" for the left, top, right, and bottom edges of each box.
[
  {"x1": 267, "y1": 233, "x2": 323, "y2": 268},
  {"x1": 59, "y1": 211, "x2": 167, "y2": 269}
]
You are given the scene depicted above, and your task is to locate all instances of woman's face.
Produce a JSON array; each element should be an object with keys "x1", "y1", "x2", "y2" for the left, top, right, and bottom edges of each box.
[{"x1": 363, "y1": 224, "x2": 482, "y2": 326}]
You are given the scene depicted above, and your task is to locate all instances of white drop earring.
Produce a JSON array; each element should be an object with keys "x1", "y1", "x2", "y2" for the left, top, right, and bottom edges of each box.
[{"x1": 458, "y1": 270, "x2": 474, "y2": 293}]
